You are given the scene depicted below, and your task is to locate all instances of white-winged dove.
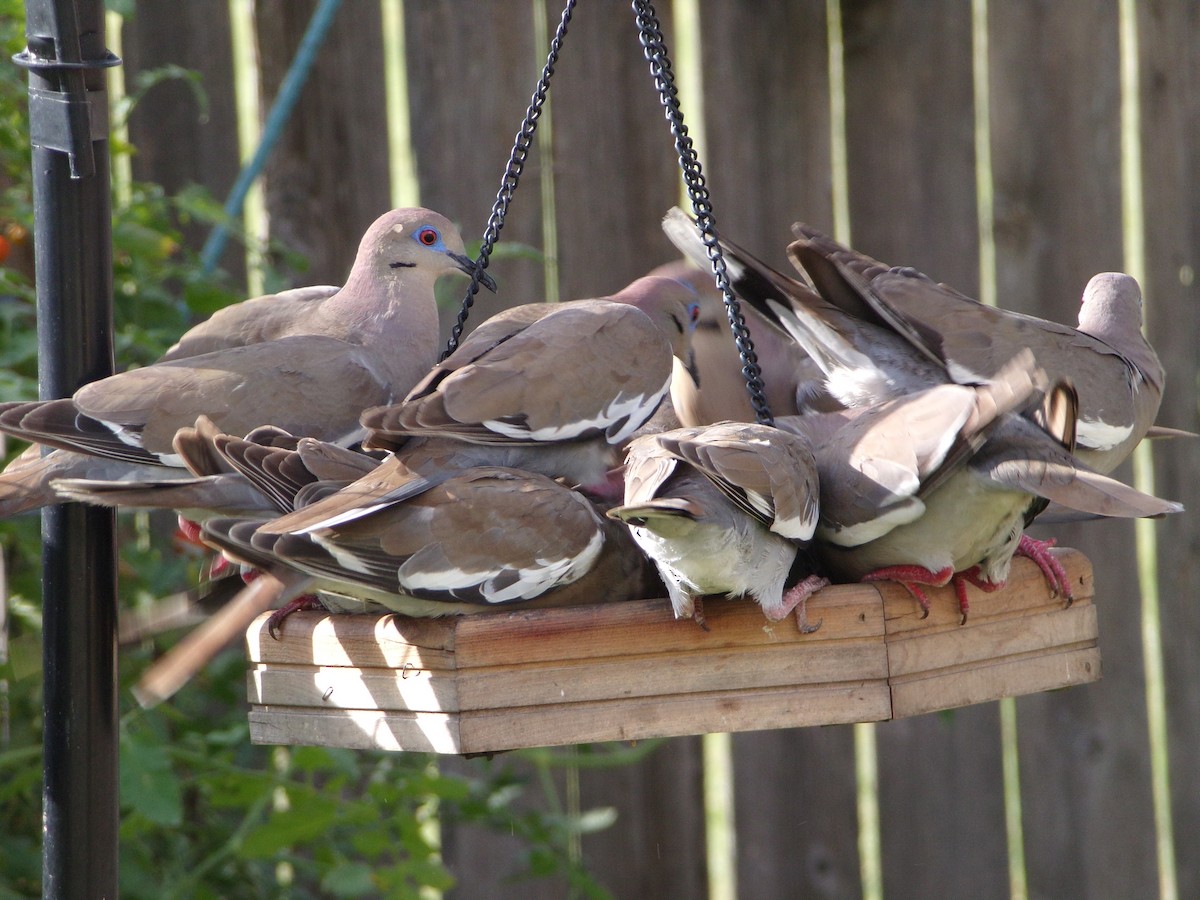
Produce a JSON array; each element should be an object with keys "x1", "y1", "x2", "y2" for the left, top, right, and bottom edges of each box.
[
  {"x1": 662, "y1": 207, "x2": 945, "y2": 409},
  {"x1": 131, "y1": 466, "x2": 660, "y2": 706},
  {"x1": 786, "y1": 225, "x2": 1165, "y2": 475},
  {"x1": 649, "y1": 260, "x2": 834, "y2": 427},
  {"x1": 662, "y1": 208, "x2": 1179, "y2": 601},
  {"x1": 607, "y1": 421, "x2": 827, "y2": 630},
  {"x1": 0, "y1": 207, "x2": 491, "y2": 515},
  {"x1": 254, "y1": 274, "x2": 702, "y2": 536},
  {"x1": 779, "y1": 359, "x2": 1182, "y2": 621},
  {"x1": 666, "y1": 205, "x2": 1166, "y2": 476},
  {"x1": 362, "y1": 274, "x2": 701, "y2": 453}
]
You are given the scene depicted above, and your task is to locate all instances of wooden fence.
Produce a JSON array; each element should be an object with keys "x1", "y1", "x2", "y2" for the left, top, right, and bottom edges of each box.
[{"x1": 115, "y1": 1, "x2": 1199, "y2": 898}]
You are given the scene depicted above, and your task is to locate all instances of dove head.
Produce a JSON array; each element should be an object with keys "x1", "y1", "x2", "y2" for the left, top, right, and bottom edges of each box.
[
  {"x1": 613, "y1": 275, "x2": 703, "y2": 384},
  {"x1": 352, "y1": 207, "x2": 497, "y2": 292},
  {"x1": 1077, "y1": 272, "x2": 1144, "y2": 338},
  {"x1": 1076, "y1": 272, "x2": 1163, "y2": 390}
]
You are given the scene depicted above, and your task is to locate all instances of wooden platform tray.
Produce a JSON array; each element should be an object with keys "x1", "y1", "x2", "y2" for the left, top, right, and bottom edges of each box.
[{"x1": 245, "y1": 548, "x2": 1098, "y2": 754}]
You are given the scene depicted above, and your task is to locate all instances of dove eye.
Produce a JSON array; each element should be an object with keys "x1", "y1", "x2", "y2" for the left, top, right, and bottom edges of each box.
[
  {"x1": 688, "y1": 302, "x2": 701, "y2": 323},
  {"x1": 416, "y1": 227, "x2": 440, "y2": 247}
]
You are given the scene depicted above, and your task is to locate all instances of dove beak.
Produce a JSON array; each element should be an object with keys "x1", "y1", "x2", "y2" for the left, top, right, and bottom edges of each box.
[{"x1": 448, "y1": 252, "x2": 498, "y2": 292}]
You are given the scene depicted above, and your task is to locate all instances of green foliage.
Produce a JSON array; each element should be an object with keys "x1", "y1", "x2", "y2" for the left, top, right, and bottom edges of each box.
[{"x1": 0, "y1": 5, "x2": 634, "y2": 897}]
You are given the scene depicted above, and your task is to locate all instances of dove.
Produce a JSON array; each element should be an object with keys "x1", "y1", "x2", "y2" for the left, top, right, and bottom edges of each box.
[
  {"x1": 649, "y1": 260, "x2": 833, "y2": 427},
  {"x1": 778, "y1": 361, "x2": 1182, "y2": 621},
  {"x1": 663, "y1": 206, "x2": 1166, "y2": 476},
  {"x1": 661, "y1": 207, "x2": 1174, "y2": 599},
  {"x1": 132, "y1": 467, "x2": 660, "y2": 706},
  {"x1": 0, "y1": 207, "x2": 492, "y2": 516},
  {"x1": 255, "y1": 274, "x2": 702, "y2": 536},
  {"x1": 607, "y1": 421, "x2": 827, "y2": 631},
  {"x1": 786, "y1": 225, "x2": 1164, "y2": 475},
  {"x1": 362, "y1": 274, "x2": 701, "y2": 452},
  {"x1": 662, "y1": 207, "x2": 944, "y2": 410}
]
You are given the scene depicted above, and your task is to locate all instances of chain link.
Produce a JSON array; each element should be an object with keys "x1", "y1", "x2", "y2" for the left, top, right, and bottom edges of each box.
[
  {"x1": 441, "y1": 0, "x2": 577, "y2": 361},
  {"x1": 631, "y1": 0, "x2": 774, "y2": 426},
  {"x1": 444, "y1": 0, "x2": 775, "y2": 429}
]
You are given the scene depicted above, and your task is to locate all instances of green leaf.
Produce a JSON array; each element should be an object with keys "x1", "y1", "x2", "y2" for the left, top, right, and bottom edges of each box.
[
  {"x1": 120, "y1": 732, "x2": 183, "y2": 826},
  {"x1": 320, "y1": 862, "x2": 377, "y2": 897},
  {"x1": 236, "y1": 792, "x2": 341, "y2": 859},
  {"x1": 183, "y1": 276, "x2": 239, "y2": 316}
]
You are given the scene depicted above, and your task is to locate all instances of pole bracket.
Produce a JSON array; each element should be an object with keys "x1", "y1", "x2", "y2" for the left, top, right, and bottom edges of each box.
[{"x1": 13, "y1": 24, "x2": 119, "y2": 178}]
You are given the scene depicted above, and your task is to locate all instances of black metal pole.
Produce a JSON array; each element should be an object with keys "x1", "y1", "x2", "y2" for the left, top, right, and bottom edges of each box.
[{"x1": 16, "y1": 1, "x2": 119, "y2": 896}]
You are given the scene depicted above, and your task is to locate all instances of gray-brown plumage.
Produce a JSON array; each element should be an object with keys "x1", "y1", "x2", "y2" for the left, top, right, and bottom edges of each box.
[
  {"x1": 608, "y1": 422, "x2": 826, "y2": 629},
  {"x1": 779, "y1": 361, "x2": 1182, "y2": 621},
  {"x1": 665, "y1": 208, "x2": 1168, "y2": 476},
  {"x1": 649, "y1": 260, "x2": 833, "y2": 427},
  {"x1": 786, "y1": 226, "x2": 1164, "y2": 475},
  {"x1": 362, "y1": 275, "x2": 701, "y2": 452},
  {"x1": 158, "y1": 285, "x2": 338, "y2": 360},
  {"x1": 0, "y1": 208, "x2": 489, "y2": 516},
  {"x1": 52, "y1": 418, "x2": 380, "y2": 519},
  {"x1": 663, "y1": 207, "x2": 944, "y2": 411},
  {"x1": 132, "y1": 467, "x2": 660, "y2": 706},
  {"x1": 257, "y1": 275, "x2": 703, "y2": 536},
  {"x1": 244, "y1": 467, "x2": 658, "y2": 614},
  {"x1": 0, "y1": 444, "x2": 201, "y2": 518}
]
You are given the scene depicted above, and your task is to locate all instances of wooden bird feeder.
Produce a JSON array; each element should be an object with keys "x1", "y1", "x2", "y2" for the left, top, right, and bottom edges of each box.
[
  {"x1": 244, "y1": 547, "x2": 1098, "y2": 754},
  {"x1": 240, "y1": 8, "x2": 1103, "y2": 757}
]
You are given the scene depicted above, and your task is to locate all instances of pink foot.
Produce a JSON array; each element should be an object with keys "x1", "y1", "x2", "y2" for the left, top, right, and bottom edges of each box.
[
  {"x1": 175, "y1": 515, "x2": 203, "y2": 547},
  {"x1": 208, "y1": 553, "x2": 234, "y2": 579},
  {"x1": 1017, "y1": 534, "x2": 1073, "y2": 604},
  {"x1": 861, "y1": 565, "x2": 953, "y2": 618},
  {"x1": 775, "y1": 574, "x2": 830, "y2": 633},
  {"x1": 952, "y1": 567, "x2": 1007, "y2": 625},
  {"x1": 267, "y1": 594, "x2": 323, "y2": 640}
]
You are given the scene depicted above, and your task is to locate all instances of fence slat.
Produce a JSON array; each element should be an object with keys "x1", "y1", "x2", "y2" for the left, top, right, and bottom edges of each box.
[
  {"x1": 254, "y1": 0, "x2": 391, "y2": 285},
  {"x1": 545, "y1": 5, "x2": 710, "y2": 896},
  {"x1": 405, "y1": 0, "x2": 546, "y2": 334},
  {"x1": 987, "y1": 4, "x2": 1161, "y2": 898},
  {"x1": 839, "y1": 3, "x2": 1011, "y2": 897},
  {"x1": 548, "y1": 2, "x2": 682, "y2": 298},
  {"x1": 402, "y1": 6, "x2": 570, "y2": 897},
  {"x1": 1137, "y1": 4, "x2": 1200, "y2": 898},
  {"x1": 121, "y1": 0, "x2": 243, "y2": 280},
  {"x1": 697, "y1": 3, "x2": 862, "y2": 897}
]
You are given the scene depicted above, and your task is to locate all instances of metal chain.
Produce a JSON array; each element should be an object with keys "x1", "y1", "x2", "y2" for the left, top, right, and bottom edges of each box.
[
  {"x1": 441, "y1": 0, "x2": 577, "y2": 361},
  {"x1": 631, "y1": 0, "x2": 774, "y2": 426}
]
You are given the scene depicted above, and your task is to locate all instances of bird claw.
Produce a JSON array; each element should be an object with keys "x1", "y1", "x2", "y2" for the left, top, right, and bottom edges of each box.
[
  {"x1": 782, "y1": 574, "x2": 829, "y2": 634},
  {"x1": 1017, "y1": 534, "x2": 1073, "y2": 605},
  {"x1": 207, "y1": 553, "x2": 233, "y2": 580},
  {"x1": 579, "y1": 467, "x2": 627, "y2": 504},
  {"x1": 951, "y1": 568, "x2": 1007, "y2": 626},
  {"x1": 861, "y1": 565, "x2": 952, "y2": 618},
  {"x1": 267, "y1": 594, "x2": 323, "y2": 640},
  {"x1": 797, "y1": 613, "x2": 824, "y2": 635}
]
